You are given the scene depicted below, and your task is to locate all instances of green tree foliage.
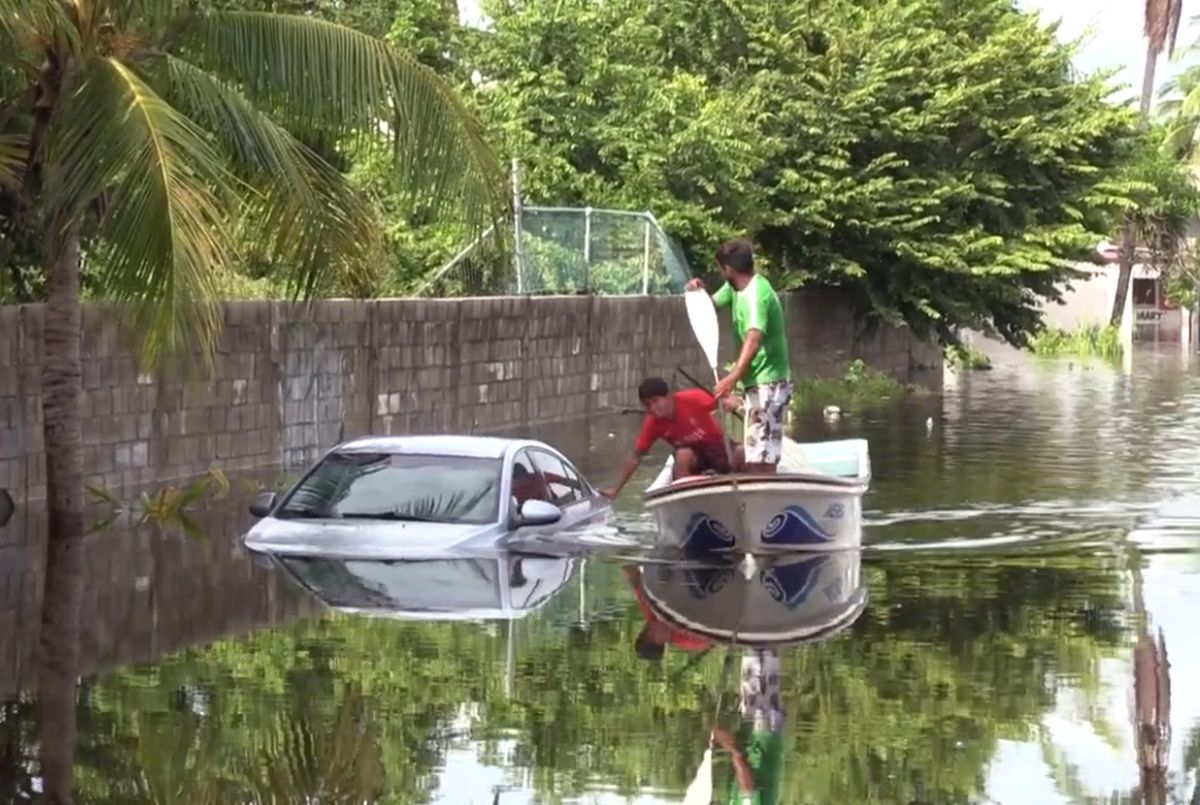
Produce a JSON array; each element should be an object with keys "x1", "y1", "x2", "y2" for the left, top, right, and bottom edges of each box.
[
  {"x1": 467, "y1": 0, "x2": 1151, "y2": 347},
  {"x1": 0, "y1": 0, "x2": 503, "y2": 318}
]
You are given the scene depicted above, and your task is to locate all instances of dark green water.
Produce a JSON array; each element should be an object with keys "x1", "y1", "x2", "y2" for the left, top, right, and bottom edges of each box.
[{"x1": 3, "y1": 343, "x2": 1200, "y2": 804}]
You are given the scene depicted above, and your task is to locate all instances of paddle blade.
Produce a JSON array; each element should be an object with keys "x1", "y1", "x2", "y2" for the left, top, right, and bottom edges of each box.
[
  {"x1": 682, "y1": 747, "x2": 714, "y2": 805},
  {"x1": 684, "y1": 289, "x2": 721, "y2": 370}
]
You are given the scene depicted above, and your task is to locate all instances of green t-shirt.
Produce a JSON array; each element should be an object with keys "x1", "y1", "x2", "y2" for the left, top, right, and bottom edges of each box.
[
  {"x1": 712, "y1": 274, "x2": 791, "y2": 387},
  {"x1": 724, "y1": 725, "x2": 784, "y2": 805}
]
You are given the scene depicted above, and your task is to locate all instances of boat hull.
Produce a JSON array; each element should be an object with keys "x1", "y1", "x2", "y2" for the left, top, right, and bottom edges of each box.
[
  {"x1": 645, "y1": 477, "x2": 865, "y2": 553},
  {"x1": 642, "y1": 438, "x2": 870, "y2": 553}
]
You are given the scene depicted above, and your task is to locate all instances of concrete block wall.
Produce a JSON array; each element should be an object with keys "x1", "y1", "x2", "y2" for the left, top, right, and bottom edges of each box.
[{"x1": 0, "y1": 288, "x2": 941, "y2": 504}]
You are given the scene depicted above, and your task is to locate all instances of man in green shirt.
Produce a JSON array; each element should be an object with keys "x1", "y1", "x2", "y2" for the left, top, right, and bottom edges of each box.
[
  {"x1": 711, "y1": 649, "x2": 785, "y2": 804},
  {"x1": 686, "y1": 238, "x2": 793, "y2": 474}
]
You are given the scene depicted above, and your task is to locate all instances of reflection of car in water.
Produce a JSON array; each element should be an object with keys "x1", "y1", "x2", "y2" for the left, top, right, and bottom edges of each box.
[
  {"x1": 267, "y1": 551, "x2": 579, "y2": 621},
  {"x1": 241, "y1": 435, "x2": 611, "y2": 558}
]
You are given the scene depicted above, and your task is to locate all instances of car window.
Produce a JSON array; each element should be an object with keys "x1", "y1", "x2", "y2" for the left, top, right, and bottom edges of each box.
[
  {"x1": 530, "y1": 450, "x2": 583, "y2": 505},
  {"x1": 511, "y1": 450, "x2": 552, "y2": 509},
  {"x1": 276, "y1": 452, "x2": 502, "y2": 524}
]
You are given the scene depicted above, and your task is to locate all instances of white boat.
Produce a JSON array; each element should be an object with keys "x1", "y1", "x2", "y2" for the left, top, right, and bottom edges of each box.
[
  {"x1": 642, "y1": 438, "x2": 870, "y2": 553},
  {"x1": 637, "y1": 550, "x2": 866, "y2": 647}
]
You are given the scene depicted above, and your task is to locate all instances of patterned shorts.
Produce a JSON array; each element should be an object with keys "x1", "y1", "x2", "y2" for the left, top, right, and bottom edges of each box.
[
  {"x1": 743, "y1": 380, "x2": 794, "y2": 464},
  {"x1": 740, "y1": 649, "x2": 785, "y2": 729}
]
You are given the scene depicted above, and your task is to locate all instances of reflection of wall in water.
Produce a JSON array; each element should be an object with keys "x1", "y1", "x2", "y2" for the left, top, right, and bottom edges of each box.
[{"x1": 0, "y1": 483, "x2": 315, "y2": 700}]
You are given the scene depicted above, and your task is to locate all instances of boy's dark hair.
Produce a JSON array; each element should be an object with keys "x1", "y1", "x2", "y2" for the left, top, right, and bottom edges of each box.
[
  {"x1": 716, "y1": 238, "x2": 755, "y2": 275},
  {"x1": 634, "y1": 625, "x2": 666, "y2": 662},
  {"x1": 638, "y1": 376, "x2": 671, "y2": 402}
]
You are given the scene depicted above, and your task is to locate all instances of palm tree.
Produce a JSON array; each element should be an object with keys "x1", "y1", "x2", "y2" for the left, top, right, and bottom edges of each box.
[
  {"x1": 1, "y1": 2, "x2": 505, "y2": 801},
  {"x1": 1111, "y1": 0, "x2": 1185, "y2": 327}
]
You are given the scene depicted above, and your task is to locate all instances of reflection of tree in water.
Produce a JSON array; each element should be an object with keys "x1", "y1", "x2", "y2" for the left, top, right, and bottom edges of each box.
[
  {"x1": 1130, "y1": 556, "x2": 1171, "y2": 805},
  {"x1": 1182, "y1": 726, "x2": 1200, "y2": 805},
  {"x1": 4, "y1": 556, "x2": 1137, "y2": 803},
  {"x1": 282, "y1": 454, "x2": 389, "y2": 515},
  {"x1": 0, "y1": 695, "x2": 38, "y2": 801}
]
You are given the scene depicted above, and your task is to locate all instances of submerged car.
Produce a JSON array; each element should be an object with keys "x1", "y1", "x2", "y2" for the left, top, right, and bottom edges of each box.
[{"x1": 242, "y1": 434, "x2": 612, "y2": 558}]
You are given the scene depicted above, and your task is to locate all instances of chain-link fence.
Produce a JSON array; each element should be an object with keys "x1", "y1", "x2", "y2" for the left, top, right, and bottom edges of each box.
[{"x1": 415, "y1": 206, "x2": 693, "y2": 297}]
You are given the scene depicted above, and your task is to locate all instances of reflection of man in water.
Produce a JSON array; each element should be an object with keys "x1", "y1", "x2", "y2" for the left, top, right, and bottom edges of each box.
[
  {"x1": 623, "y1": 565, "x2": 711, "y2": 660},
  {"x1": 712, "y1": 649, "x2": 784, "y2": 804}
]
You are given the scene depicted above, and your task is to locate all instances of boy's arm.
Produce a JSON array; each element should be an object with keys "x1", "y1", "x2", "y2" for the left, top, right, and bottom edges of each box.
[
  {"x1": 604, "y1": 417, "x2": 659, "y2": 499},
  {"x1": 602, "y1": 450, "x2": 646, "y2": 500}
]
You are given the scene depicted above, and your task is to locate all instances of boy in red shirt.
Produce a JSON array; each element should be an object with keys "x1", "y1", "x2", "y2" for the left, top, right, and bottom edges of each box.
[
  {"x1": 602, "y1": 377, "x2": 743, "y2": 501},
  {"x1": 623, "y1": 564, "x2": 711, "y2": 660}
]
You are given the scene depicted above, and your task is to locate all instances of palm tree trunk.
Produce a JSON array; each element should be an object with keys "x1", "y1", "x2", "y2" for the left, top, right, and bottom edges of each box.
[
  {"x1": 1111, "y1": 40, "x2": 1161, "y2": 327},
  {"x1": 1111, "y1": 219, "x2": 1138, "y2": 327},
  {"x1": 1139, "y1": 38, "x2": 1159, "y2": 118},
  {"x1": 36, "y1": 226, "x2": 84, "y2": 805}
]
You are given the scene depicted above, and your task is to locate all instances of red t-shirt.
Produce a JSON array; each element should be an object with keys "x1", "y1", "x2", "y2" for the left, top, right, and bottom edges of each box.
[
  {"x1": 631, "y1": 585, "x2": 711, "y2": 652},
  {"x1": 635, "y1": 389, "x2": 723, "y2": 454}
]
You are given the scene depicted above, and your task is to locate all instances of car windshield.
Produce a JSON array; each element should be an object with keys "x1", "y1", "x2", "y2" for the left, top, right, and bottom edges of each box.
[{"x1": 276, "y1": 451, "x2": 502, "y2": 525}]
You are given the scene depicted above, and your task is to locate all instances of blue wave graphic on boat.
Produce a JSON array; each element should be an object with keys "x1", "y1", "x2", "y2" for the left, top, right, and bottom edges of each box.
[
  {"x1": 760, "y1": 505, "x2": 837, "y2": 545},
  {"x1": 760, "y1": 555, "x2": 829, "y2": 610},
  {"x1": 681, "y1": 512, "x2": 736, "y2": 556}
]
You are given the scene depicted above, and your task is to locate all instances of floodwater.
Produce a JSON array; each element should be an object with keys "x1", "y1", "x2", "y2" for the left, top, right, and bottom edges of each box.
[{"x1": 3, "y1": 342, "x2": 1200, "y2": 804}]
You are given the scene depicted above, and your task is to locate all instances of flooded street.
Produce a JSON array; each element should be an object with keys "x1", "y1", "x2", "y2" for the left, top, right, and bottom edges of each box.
[{"x1": 4, "y1": 344, "x2": 1200, "y2": 803}]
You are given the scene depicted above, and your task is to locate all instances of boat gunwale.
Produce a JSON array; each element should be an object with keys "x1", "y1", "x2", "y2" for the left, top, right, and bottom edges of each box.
[
  {"x1": 640, "y1": 584, "x2": 869, "y2": 648},
  {"x1": 643, "y1": 470, "x2": 868, "y2": 503}
]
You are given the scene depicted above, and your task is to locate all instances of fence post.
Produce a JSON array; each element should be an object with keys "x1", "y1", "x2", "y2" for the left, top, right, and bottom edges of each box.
[
  {"x1": 641, "y1": 217, "x2": 652, "y2": 295},
  {"x1": 512, "y1": 158, "x2": 525, "y2": 294},
  {"x1": 584, "y1": 206, "x2": 593, "y2": 293}
]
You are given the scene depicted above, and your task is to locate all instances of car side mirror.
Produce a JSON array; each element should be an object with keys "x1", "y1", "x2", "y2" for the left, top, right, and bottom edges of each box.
[
  {"x1": 517, "y1": 499, "x2": 562, "y2": 527},
  {"x1": 249, "y1": 491, "x2": 277, "y2": 518},
  {"x1": 0, "y1": 488, "x2": 13, "y2": 528}
]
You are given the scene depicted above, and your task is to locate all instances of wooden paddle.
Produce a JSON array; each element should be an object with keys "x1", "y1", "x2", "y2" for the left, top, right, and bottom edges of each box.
[
  {"x1": 681, "y1": 554, "x2": 758, "y2": 805},
  {"x1": 683, "y1": 289, "x2": 745, "y2": 482}
]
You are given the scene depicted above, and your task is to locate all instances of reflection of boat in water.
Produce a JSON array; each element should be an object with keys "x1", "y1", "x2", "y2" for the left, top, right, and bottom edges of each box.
[
  {"x1": 642, "y1": 439, "x2": 871, "y2": 553},
  {"x1": 264, "y1": 550, "x2": 578, "y2": 622},
  {"x1": 637, "y1": 550, "x2": 866, "y2": 647}
]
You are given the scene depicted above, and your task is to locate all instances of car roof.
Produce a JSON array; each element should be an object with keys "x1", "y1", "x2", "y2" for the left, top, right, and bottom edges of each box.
[{"x1": 331, "y1": 434, "x2": 542, "y2": 460}]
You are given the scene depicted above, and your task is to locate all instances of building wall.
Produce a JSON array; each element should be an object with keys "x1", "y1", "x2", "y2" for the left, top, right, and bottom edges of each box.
[{"x1": 0, "y1": 289, "x2": 942, "y2": 503}]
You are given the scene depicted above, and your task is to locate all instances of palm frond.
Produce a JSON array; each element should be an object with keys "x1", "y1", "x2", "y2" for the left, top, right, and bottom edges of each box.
[
  {"x1": 0, "y1": 0, "x2": 76, "y2": 62},
  {"x1": 1159, "y1": 118, "x2": 1196, "y2": 160},
  {"x1": 0, "y1": 131, "x2": 24, "y2": 187},
  {"x1": 113, "y1": 0, "x2": 178, "y2": 36},
  {"x1": 43, "y1": 55, "x2": 238, "y2": 369},
  {"x1": 142, "y1": 53, "x2": 381, "y2": 299},
  {"x1": 173, "y1": 11, "x2": 508, "y2": 233}
]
